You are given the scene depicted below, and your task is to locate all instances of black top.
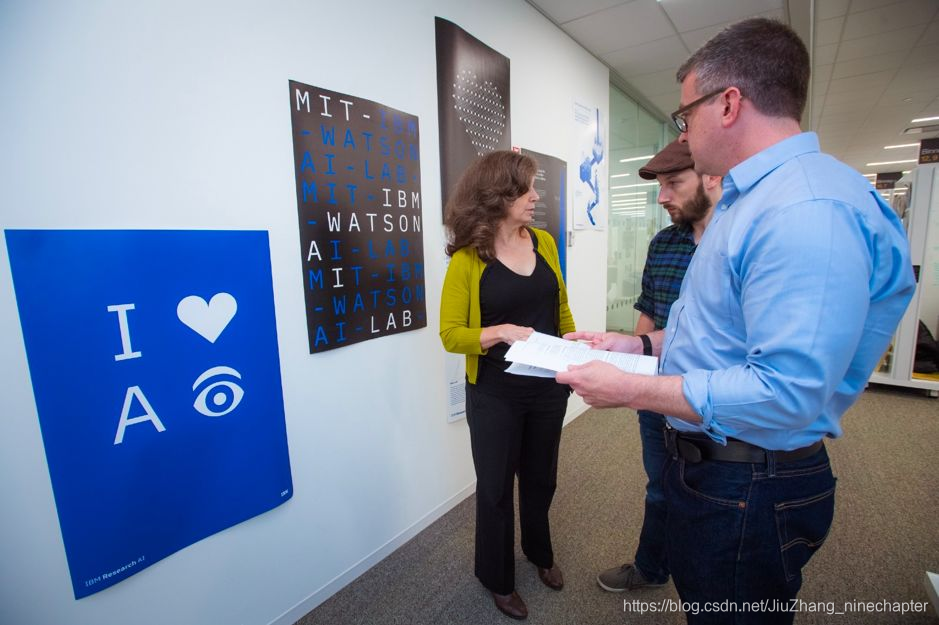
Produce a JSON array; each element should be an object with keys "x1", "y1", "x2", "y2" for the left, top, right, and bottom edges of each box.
[{"x1": 478, "y1": 234, "x2": 560, "y2": 393}]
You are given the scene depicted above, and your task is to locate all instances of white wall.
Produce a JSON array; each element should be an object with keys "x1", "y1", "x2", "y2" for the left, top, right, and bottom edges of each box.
[{"x1": 0, "y1": 1, "x2": 609, "y2": 623}]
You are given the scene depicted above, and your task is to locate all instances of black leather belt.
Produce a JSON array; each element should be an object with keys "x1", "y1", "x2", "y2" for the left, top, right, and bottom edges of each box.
[{"x1": 664, "y1": 427, "x2": 823, "y2": 464}]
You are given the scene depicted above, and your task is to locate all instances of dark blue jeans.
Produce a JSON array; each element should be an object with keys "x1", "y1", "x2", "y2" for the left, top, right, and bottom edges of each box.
[
  {"x1": 634, "y1": 410, "x2": 670, "y2": 584},
  {"x1": 664, "y1": 445, "x2": 836, "y2": 625}
]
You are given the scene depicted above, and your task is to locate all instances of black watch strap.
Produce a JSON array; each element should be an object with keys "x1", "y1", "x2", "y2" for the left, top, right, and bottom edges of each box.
[{"x1": 639, "y1": 334, "x2": 653, "y2": 356}]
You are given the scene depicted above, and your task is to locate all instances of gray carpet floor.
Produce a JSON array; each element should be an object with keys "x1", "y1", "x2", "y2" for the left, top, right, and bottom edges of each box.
[{"x1": 297, "y1": 386, "x2": 939, "y2": 624}]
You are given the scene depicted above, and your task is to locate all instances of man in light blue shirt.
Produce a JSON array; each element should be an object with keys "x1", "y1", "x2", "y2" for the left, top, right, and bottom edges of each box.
[{"x1": 559, "y1": 17, "x2": 914, "y2": 625}]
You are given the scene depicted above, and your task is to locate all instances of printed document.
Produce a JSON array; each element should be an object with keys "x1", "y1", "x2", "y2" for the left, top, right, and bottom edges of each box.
[{"x1": 504, "y1": 331, "x2": 658, "y2": 377}]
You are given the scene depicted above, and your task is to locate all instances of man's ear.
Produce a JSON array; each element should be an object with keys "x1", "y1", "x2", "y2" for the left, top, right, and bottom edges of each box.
[
  {"x1": 702, "y1": 174, "x2": 723, "y2": 191},
  {"x1": 720, "y1": 87, "x2": 744, "y2": 128}
]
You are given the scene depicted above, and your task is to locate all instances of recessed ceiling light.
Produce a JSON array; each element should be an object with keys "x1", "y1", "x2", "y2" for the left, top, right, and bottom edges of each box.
[
  {"x1": 911, "y1": 116, "x2": 939, "y2": 123},
  {"x1": 612, "y1": 181, "x2": 659, "y2": 188},
  {"x1": 619, "y1": 155, "x2": 654, "y2": 163},
  {"x1": 883, "y1": 143, "x2": 919, "y2": 149},
  {"x1": 862, "y1": 173, "x2": 877, "y2": 178},
  {"x1": 611, "y1": 173, "x2": 630, "y2": 178},
  {"x1": 865, "y1": 159, "x2": 918, "y2": 166},
  {"x1": 902, "y1": 124, "x2": 939, "y2": 135}
]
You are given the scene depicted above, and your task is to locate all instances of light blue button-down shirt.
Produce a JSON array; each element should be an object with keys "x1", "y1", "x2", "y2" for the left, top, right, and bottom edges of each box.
[{"x1": 660, "y1": 132, "x2": 915, "y2": 450}]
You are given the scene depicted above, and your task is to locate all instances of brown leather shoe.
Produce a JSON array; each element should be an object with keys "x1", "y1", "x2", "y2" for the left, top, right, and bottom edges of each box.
[
  {"x1": 492, "y1": 590, "x2": 528, "y2": 620},
  {"x1": 537, "y1": 563, "x2": 564, "y2": 590}
]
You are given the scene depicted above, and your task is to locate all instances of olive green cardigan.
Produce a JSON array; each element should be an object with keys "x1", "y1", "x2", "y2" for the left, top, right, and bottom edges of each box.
[{"x1": 439, "y1": 227, "x2": 575, "y2": 384}]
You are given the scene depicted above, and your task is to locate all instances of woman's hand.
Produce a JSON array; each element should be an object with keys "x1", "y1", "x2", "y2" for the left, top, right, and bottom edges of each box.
[{"x1": 480, "y1": 324, "x2": 534, "y2": 349}]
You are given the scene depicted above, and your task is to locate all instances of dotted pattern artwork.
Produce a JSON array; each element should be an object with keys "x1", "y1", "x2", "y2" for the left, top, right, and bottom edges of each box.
[{"x1": 453, "y1": 70, "x2": 506, "y2": 156}]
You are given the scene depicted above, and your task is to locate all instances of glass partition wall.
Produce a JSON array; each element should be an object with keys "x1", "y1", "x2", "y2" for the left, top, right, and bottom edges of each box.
[{"x1": 606, "y1": 85, "x2": 676, "y2": 332}]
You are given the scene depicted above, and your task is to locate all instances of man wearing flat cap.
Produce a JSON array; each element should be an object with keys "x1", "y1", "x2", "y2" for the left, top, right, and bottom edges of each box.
[{"x1": 596, "y1": 140, "x2": 721, "y2": 593}]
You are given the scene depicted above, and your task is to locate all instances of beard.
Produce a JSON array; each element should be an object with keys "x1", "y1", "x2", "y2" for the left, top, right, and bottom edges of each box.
[{"x1": 667, "y1": 180, "x2": 711, "y2": 227}]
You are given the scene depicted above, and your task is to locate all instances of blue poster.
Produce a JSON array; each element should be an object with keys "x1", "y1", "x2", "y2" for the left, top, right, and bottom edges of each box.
[{"x1": 5, "y1": 230, "x2": 293, "y2": 599}]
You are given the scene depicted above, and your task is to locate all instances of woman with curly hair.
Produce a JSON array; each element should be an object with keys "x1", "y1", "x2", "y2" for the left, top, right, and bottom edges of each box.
[{"x1": 439, "y1": 150, "x2": 575, "y2": 620}]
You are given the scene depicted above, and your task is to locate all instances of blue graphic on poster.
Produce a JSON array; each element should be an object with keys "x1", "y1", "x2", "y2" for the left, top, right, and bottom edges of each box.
[
  {"x1": 573, "y1": 102, "x2": 605, "y2": 231},
  {"x1": 5, "y1": 230, "x2": 293, "y2": 599}
]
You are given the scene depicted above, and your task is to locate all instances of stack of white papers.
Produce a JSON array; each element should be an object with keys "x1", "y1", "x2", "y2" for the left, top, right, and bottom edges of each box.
[{"x1": 504, "y1": 331, "x2": 658, "y2": 378}]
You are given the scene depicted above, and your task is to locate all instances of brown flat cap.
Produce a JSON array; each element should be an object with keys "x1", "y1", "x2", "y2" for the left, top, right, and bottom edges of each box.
[{"x1": 638, "y1": 140, "x2": 694, "y2": 180}]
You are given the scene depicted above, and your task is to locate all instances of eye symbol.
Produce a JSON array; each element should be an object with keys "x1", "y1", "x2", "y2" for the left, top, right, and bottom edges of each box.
[{"x1": 192, "y1": 366, "x2": 244, "y2": 417}]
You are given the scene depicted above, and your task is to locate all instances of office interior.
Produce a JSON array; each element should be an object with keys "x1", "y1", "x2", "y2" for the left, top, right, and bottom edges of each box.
[{"x1": 1, "y1": 1, "x2": 937, "y2": 624}]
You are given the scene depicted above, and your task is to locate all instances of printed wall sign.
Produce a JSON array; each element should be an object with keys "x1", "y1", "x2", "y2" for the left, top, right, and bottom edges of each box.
[
  {"x1": 288, "y1": 80, "x2": 427, "y2": 353},
  {"x1": 573, "y1": 101, "x2": 606, "y2": 231},
  {"x1": 919, "y1": 138, "x2": 939, "y2": 164},
  {"x1": 5, "y1": 230, "x2": 293, "y2": 599},
  {"x1": 435, "y1": 17, "x2": 512, "y2": 218},
  {"x1": 520, "y1": 148, "x2": 568, "y2": 279},
  {"x1": 875, "y1": 172, "x2": 904, "y2": 190}
]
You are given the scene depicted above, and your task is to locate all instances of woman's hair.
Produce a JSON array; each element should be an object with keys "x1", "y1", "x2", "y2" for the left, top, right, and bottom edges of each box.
[{"x1": 444, "y1": 150, "x2": 537, "y2": 261}]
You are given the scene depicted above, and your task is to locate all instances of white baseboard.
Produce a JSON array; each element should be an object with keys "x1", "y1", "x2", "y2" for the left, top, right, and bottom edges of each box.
[
  {"x1": 563, "y1": 396, "x2": 590, "y2": 425},
  {"x1": 926, "y1": 571, "x2": 939, "y2": 617},
  {"x1": 268, "y1": 481, "x2": 477, "y2": 625},
  {"x1": 268, "y1": 403, "x2": 590, "y2": 625}
]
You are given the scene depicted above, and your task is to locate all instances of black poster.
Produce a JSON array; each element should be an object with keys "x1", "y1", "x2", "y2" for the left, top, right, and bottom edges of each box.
[
  {"x1": 875, "y1": 171, "x2": 903, "y2": 190},
  {"x1": 520, "y1": 148, "x2": 568, "y2": 279},
  {"x1": 436, "y1": 17, "x2": 511, "y2": 218},
  {"x1": 288, "y1": 80, "x2": 426, "y2": 353},
  {"x1": 919, "y1": 138, "x2": 939, "y2": 164}
]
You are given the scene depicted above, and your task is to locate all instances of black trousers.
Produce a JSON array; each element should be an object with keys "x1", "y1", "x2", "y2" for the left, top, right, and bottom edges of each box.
[{"x1": 465, "y1": 381, "x2": 568, "y2": 594}]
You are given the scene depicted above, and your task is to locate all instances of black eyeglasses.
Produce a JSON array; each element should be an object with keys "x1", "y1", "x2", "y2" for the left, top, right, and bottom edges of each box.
[{"x1": 670, "y1": 88, "x2": 726, "y2": 133}]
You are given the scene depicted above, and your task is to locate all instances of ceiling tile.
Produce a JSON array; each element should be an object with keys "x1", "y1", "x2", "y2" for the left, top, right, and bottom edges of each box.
[
  {"x1": 848, "y1": 0, "x2": 933, "y2": 14},
  {"x1": 831, "y1": 50, "x2": 906, "y2": 80},
  {"x1": 678, "y1": 22, "x2": 729, "y2": 51},
  {"x1": 812, "y1": 95, "x2": 827, "y2": 113},
  {"x1": 889, "y1": 66, "x2": 939, "y2": 94},
  {"x1": 648, "y1": 91, "x2": 682, "y2": 115},
  {"x1": 820, "y1": 111, "x2": 871, "y2": 126},
  {"x1": 876, "y1": 87, "x2": 939, "y2": 107},
  {"x1": 658, "y1": 0, "x2": 782, "y2": 32},
  {"x1": 842, "y1": 0, "x2": 938, "y2": 41},
  {"x1": 813, "y1": 63, "x2": 834, "y2": 88},
  {"x1": 819, "y1": 107, "x2": 876, "y2": 124},
  {"x1": 526, "y1": 0, "x2": 630, "y2": 25},
  {"x1": 814, "y1": 43, "x2": 838, "y2": 65},
  {"x1": 823, "y1": 88, "x2": 887, "y2": 108},
  {"x1": 628, "y1": 67, "x2": 684, "y2": 97},
  {"x1": 835, "y1": 25, "x2": 923, "y2": 62},
  {"x1": 816, "y1": 0, "x2": 851, "y2": 21},
  {"x1": 676, "y1": 8, "x2": 787, "y2": 51},
  {"x1": 919, "y1": 18, "x2": 939, "y2": 45},
  {"x1": 903, "y1": 42, "x2": 939, "y2": 68},
  {"x1": 603, "y1": 36, "x2": 690, "y2": 77},
  {"x1": 816, "y1": 16, "x2": 845, "y2": 46},
  {"x1": 564, "y1": 0, "x2": 675, "y2": 55},
  {"x1": 827, "y1": 70, "x2": 895, "y2": 94}
]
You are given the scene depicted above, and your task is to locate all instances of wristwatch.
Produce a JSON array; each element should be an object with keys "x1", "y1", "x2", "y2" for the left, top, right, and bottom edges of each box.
[{"x1": 639, "y1": 334, "x2": 653, "y2": 356}]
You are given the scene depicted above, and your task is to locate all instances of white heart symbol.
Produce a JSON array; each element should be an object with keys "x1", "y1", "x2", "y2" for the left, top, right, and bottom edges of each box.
[
  {"x1": 177, "y1": 293, "x2": 237, "y2": 343},
  {"x1": 452, "y1": 69, "x2": 506, "y2": 156}
]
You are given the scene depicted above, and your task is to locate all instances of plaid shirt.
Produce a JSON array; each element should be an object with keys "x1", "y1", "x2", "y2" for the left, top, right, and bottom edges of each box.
[{"x1": 634, "y1": 224, "x2": 697, "y2": 330}]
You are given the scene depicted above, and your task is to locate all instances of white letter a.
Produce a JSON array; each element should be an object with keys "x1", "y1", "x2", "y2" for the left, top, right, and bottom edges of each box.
[{"x1": 114, "y1": 386, "x2": 166, "y2": 445}]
